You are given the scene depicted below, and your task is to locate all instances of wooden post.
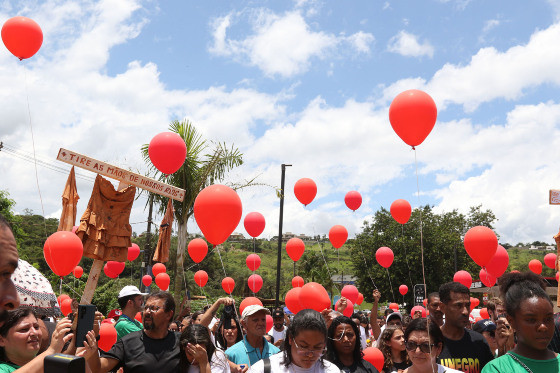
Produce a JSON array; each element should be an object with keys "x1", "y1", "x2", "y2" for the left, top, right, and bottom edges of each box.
[{"x1": 57, "y1": 148, "x2": 186, "y2": 304}]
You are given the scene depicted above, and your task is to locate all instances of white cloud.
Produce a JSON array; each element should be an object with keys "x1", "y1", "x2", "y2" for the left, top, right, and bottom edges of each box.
[
  {"x1": 387, "y1": 30, "x2": 434, "y2": 58},
  {"x1": 479, "y1": 19, "x2": 501, "y2": 43},
  {"x1": 209, "y1": 10, "x2": 374, "y2": 78}
]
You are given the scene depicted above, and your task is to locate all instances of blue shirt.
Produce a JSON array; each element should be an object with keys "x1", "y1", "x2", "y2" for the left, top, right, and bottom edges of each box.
[{"x1": 225, "y1": 336, "x2": 280, "y2": 367}]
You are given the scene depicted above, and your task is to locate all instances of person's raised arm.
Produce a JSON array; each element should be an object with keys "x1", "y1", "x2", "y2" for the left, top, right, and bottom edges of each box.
[
  {"x1": 199, "y1": 297, "x2": 233, "y2": 328},
  {"x1": 370, "y1": 289, "x2": 382, "y2": 340}
]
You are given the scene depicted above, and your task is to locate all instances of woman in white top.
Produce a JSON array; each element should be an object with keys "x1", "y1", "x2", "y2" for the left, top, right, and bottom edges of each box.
[
  {"x1": 402, "y1": 318, "x2": 461, "y2": 373},
  {"x1": 180, "y1": 324, "x2": 230, "y2": 373},
  {"x1": 248, "y1": 309, "x2": 341, "y2": 373}
]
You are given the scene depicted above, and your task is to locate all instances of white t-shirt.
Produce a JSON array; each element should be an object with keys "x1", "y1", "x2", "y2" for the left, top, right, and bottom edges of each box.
[
  {"x1": 248, "y1": 353, "x2": 342, "y2": 373},
  {"x1": 187, "y1": 349, "x2": 231, "y2": 373},
  {"x1": 359, "y1": 326, "x2": 367, "y2": 350},
  {"x1": 267, "y1": 325, "x2": 287, "y2": 343}
]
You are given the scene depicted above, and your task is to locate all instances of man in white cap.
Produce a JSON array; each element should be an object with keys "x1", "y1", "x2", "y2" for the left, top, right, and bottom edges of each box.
[
  {"x1": 225, "y1": 304, "x2": 280, "y2": 369},
  {"x1": 115, "y1": 285, "x2": 147, "y2": 340}
]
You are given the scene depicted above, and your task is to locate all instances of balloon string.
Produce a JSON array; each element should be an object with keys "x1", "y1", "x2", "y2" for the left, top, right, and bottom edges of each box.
[
  {"x1": 313, "y1": 232, "x2": 340, "y2": 294},
  {"x1": 214, "y1": 244, "x2": 236, "y2": 305},
  {"x1": 385, "y1": 268, "x2": 395, "y2": 302},
  {"x1": 356, "y1": 241, "x2": 378, "y2": 289},
  {"x1": 23, "y1": 63, "x2": 48, "y2": 239},
  {"x1": 401, "y1": 225, "x2": 414, "y2": 291},
  {"x1": 414, "y1": 148, "x2": 435, "y2": 373}
]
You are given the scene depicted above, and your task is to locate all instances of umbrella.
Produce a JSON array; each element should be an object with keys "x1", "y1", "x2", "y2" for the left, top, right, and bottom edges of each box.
[
  {"x1": 12, "y1": 259, "x2": 61, "y2": 316},
  {"x1": 57, "y1": 166, "x2": 79, "y2": 232},
  {"x1": 153, "y1": 198, "x2": 174, "y2": 263}
]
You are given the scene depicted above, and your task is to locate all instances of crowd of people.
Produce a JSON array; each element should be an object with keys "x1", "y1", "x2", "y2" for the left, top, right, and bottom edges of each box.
[{"x1": 2, "y1": 213, "x2": 560, "y2": 372}]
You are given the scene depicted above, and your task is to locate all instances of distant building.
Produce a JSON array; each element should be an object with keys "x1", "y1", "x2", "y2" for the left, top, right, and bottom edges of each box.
[
  {"x1": 331, "y1": 274, "x2": 357, "y2": 286},
  {"x1": 228, "y1": 232, "x2": 245, "y2": 241}
]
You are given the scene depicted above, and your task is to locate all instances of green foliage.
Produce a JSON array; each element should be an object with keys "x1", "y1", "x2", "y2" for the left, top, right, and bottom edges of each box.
[{"x1": 350, "y1": 205, "x2": 497, "y2": 311}]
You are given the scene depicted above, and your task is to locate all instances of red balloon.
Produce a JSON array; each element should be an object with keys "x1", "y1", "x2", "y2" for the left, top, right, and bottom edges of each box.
[
  {"x1": 1, "y1": 17, "x2": 43, "y2": 60},
  {"x1": 299, "y1": 282, "x2": 331, "y2": 312},
  {"x1": 194, "y1": 185, "x2": 243, "y2": 245},
  {"x1": 246, "y1": 254, "x2": 261, "y2": 271},
  {"x1": 57, "y1": 294, "x2": 70, "y2": 307},
  {"x1": 485, "y1": 245, "x2": 509, "y2": 278},
  {"x1": 335, "y1": 298, "x2": 354, "y2": 317},
  {"x1": 98, "y1": 323, "x2": 118, "y2": 352},
  {"x1": 453, "y1": 270, "x2": 472, "y2": 289},
  {"x1": 286, "y1": 238, "x2": 305, "y2": 262},
  {"x1": 344, "y1": 191, "x2": 362, "y2": 211},
  {"x1": 329, "y1": 225, "x2": 348, "y2": 249},
  {"x1": 410, "y1": 305, "x2": 426, "y2": 317},
  {"x1": 152, "y1": 263, "x2": 166, "y2": 277},
  {"x1": 390, "y1": 199, "x2": 412, "y2": 225},
  {"x1": 244, "y1": 212, "x2": 266, "y2": 238},
  {"x1": 142, "y1": 275, "x2": 152, "y2": 287},
  {"x1": 292, "y1": 276, "x2": 304, "y2": 288},
  {"x1": 470, "y1": 297, "x2": 480, "y2": 310},
  {"x1": 73, "y1": 266, "x2": 83, "y2": 279},
  {"x1": 148, "y1": 132, "x2": 187, "y2": 174},
  {"x1": 43, "y1": 231, "x2": 83, "y2": 277},
  {"x1": 341, "y1": 285, "x2": 359, "y2": 304},
  {"x1": 135, "y1": 312, "x2": 142, "y2": 323},
  {"x1": 61, "y1": 298, "x2": 73, "y2": 316},
  {"x1": 128, "y1": 243, "x2": 140, "y2": 261},
  {"x1": 544, "y1": 253, "x2": 557, "y2": 269},
  {"x1": 194, "y1": 270, "x2": 208, "y2": 287},
  {"x1": 285, "y1": 287, "x2": 303, "y2": 314},
  {"x1": 188, "y1": 238, "x2": 208, "y2": 263},
  {"x1": 479, "y1": 268, "x2": 496, "y2": 287},
  {"x1": 266, "y1": 314, "x2": 273, "y2": 332},
  {"x1": 107, "y1": 261, "x2": 125, "y2": 277},
  {"x1": 463, "y1": 226, "x2": 498, "y2": 267},
  {"x1": 239, "y1": 297, "x2": 262, "y2": 315},
  {"x1": 528, "y1": 259, "x2": 543, "y2": 275},
  {"x1": 480, "y1": 307, "x2": 489, "y2": 319},
  {"x1": 389, "y1": 303, "x2": 399, "y2": 311},
  {"x1": 389, "y1": 89, "x2": 437, "y2": 148},
  {"x1": 294, "y1": 178, "x2": 317, "y2": 206},
  {"x1": 222, "y1": 277, "x2": 235, "y2": 294},
  {"x1": 556, "y1": 272, "x2": 559, "y2": 282},
  {"x1": 399, "y1": 284, "x2": 408, "y2": 296},
  {"x1": 363, "y1": 347, "x2": 385, "y2": 371},
  {"x1": 248, "y1": 274, "x2": 263, "y2": 293},
  {"x1": 155, "y1": 273, "x2": 170, "y2": 291},
  {"x1": 376, "y1": 247, "x2": 394, "y2": 268},
  {"x1": 356, "y1": 293, "x2": 364, "y2": 305},
  {"x1": 103, "y1": 263, "x2": 118, "y2": 279}
]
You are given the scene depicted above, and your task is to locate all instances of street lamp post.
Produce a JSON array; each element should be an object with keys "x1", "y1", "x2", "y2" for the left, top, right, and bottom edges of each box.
[{"x1": 275, "y1": 164, "x2": 291, "y2": 307}]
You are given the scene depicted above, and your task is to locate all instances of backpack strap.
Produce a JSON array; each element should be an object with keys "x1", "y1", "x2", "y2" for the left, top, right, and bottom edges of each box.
[{"x1": 263, "y1": 358, "x2": 271, "y2": 373}]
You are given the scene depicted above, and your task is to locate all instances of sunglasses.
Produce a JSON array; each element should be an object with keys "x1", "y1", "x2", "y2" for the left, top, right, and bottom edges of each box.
[{"x1": 405, "y1": 341, "x2": 435, "y2": 353}]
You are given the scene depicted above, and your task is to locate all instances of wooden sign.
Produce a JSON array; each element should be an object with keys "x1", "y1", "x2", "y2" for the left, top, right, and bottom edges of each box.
[
  {"x1": 57, "y1": 148, "x2": 185, "y2": 202},
  {"x1": 550, "y1": 190, "x2": 560, "y2": 205}
]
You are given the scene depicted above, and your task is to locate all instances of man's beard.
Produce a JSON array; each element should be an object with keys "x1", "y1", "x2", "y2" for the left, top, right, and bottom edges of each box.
[{"x1": 144, "y1": 317, "x2": 155, "y2": 330}]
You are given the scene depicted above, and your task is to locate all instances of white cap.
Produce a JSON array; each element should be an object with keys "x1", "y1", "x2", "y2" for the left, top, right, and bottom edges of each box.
[
  {"x1": 386, "y1": 311, "x2": 403, "y2": 322},
  {"x1": 118, "y1": 285, "x2": 148, "y2": 299},
  {"x1": 241, "y1": 305, "x2": 270, "y2": 320}
]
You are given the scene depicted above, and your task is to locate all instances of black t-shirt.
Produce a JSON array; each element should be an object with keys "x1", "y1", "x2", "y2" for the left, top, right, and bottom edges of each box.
[
  {"x1": 437, "y1": 328, "x2": 494, "y2": 373},
  {"x1": 101, "y1": 330, "x2": 181, "y2": 373},
  {"x1": 389, "y1": 360, "x2": 411, "y2": 372},
  {"x1": 337, "y1": 359, "x2": 379, "y2": 373}
]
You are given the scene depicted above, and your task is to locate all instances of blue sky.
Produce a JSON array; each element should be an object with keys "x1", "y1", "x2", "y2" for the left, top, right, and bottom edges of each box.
[{"x1": 2, "y1": 0, "x2": 560, "y2": 247}]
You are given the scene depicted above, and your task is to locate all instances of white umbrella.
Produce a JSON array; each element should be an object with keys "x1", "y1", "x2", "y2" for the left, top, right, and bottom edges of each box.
[{"x1": 12, "y1": 259, "x2": 61, "y2": 316}]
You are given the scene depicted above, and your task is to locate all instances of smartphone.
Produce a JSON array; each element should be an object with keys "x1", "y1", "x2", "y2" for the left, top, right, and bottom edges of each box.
[{"x1": 75, "y1": 305, "x2": 96, "y2": 348}]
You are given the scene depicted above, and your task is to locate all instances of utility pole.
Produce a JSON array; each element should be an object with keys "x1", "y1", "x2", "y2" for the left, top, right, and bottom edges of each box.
[
  {"x1": 141, "y1": 194, "x2": 154, "y2": 292},
  {"x1": 275, "y1": 164, "x2": 291, "y2": 307}
]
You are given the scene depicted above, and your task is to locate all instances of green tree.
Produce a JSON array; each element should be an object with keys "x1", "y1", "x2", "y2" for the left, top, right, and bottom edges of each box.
[
  {"x1": 298, "y1": 249, "x2": 337, "y2": 301},
  {"x1": 141, "y1": 120, "x2": 246, "y2": 302},
  {"x1": 350, "y1": 205, "x2": 497, "y2": 311}
]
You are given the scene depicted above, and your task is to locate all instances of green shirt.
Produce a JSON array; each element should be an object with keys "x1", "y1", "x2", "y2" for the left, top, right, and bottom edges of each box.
[
  {"x1": 0, "y1": 362, "x2": 20, "y2": 373},
  {"x1": 115, "y1": 315, "x2": 143, "y2": 340},
  {"x1": 482, "y1": 351, "x2": 560, "y2": 373}
]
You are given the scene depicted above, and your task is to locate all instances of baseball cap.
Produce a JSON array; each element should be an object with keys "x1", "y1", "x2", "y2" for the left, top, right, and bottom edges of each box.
[
  {"x1": 272, "y1": 308, "x2": 284, "y2": 318},
  {"x1": 107, "y1": 309, "x2": 122, "y2": 320},
  {"x1": 386, "y1": 312, "x2": 403, "y2": 323},
  {"x1": 118, "y1": 285, "x2": 148, "y2": 299},
  {"x1": 241, "y1": 305, "x2": 270, "y2": 320},
  {"x1": 473, "y1": 319, "x2": 496, "y2": 334}
]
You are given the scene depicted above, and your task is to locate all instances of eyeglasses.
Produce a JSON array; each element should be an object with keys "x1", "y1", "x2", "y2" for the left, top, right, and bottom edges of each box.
[
  {"x1": 405, "y1": 341, "x2": 435, "y2": 353},
  {"x1": 144, "y1": 305, "x2": 162, "y2": 312},
  {"x1": 488, "y1": 331, "x2": 495, "y2": 338},
  {"x1": 328, "y1": 328, "x2": 356, "y2": 342},
  {"x1": 292, "y1": 339, "x2": 326, "y2": 357}
]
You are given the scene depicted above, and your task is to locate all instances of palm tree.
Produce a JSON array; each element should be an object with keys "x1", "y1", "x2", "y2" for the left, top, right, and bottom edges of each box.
[{"x1": 141, "y1": 119, "x2": 245, "y2": 301}]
